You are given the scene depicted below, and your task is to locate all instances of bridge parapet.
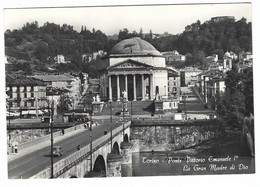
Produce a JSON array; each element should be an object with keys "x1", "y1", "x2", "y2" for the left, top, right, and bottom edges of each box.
[
  {"x1": 30, "y1": 121, "x2": 131, "y2": 179},
  {"x1": 8, "y1": 123, "x2": 86, "y2": 153}
]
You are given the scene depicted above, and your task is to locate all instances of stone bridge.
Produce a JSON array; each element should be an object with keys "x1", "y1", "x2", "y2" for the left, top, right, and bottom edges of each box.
[{"x1": 30, "y1": 121, "x2": 132, "y2": 178}]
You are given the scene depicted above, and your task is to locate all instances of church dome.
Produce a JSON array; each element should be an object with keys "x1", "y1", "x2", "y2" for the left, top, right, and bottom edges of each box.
[{"x1": 110, "y1": 37, "x2": 162, "y2": 56}]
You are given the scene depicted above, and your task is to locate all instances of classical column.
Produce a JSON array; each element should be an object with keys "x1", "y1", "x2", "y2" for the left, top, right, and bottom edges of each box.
[
  {"x1": 141, "y1": 74, "x2": 145, "y2": 101},
  {"x1": 124, "y1": 75, "x2": 128, "y2": 101},
  {"x1": 133, "y1": 74, "x2": 136, "y2": 101},
  {"x1": 108, "y1": 75, "x2": 112, "y2": 101},
  {"x1": 117, "y1": 75, "x2": 120, "y2": 101},
  {"x1": 149, "y1": 74, "x2": 153, "y2": 100}
]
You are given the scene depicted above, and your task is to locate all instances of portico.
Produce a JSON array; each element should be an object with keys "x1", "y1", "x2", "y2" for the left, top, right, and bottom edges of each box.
[
  {"x1": 107, "y1": 59, "x2": 156, "y2": 101},
  {"x1": 107, "y1": 72, "x2": 154, "y2": 101}
]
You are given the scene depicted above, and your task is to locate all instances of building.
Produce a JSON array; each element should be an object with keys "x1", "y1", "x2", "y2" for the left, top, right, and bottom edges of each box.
[
  {"x1": 99, "y1": 37, "x2": 179, "y2": 101},
  {"x1": 54, "y1": 54, "x2": 71, "y2": 64},
  {"x1": 180, "y1": 67, "x2": 202, "y2": 87},
  {"x1": 223, "y1": 51, "x2": 233, "y2": 72},
  {"x1": 32, "y1": 74, "x2": 82, "y2": 107},
  {"x1": 6, "y1": 75, "x2": 47, "y2": 116},
  {"x1": 238, "y1": 51, "x2": 253, "y2": 64},
  {"x1": 162, "y1": 50, "x2": 186, "y2": 64},
  {"x1": 197, "y1": 69, "x2": 225, "y2": 106},
  {"x1": 211, "y1": 16, "x2": 235, "y2": 23},
  {"x1": 205, "y1": 54, "x2": 218, "y2": 64},
  {"x1": 168, "y1": 67, "x2": 180, "y2": 99},
  {"x1": 82, "y1": 50, "x2": 107, "y2": 63}
]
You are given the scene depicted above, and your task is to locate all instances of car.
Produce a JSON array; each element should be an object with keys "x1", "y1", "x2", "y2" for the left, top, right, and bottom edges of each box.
[{"x1": 51, "y1": 146, "x2": 63, "y2": 157}]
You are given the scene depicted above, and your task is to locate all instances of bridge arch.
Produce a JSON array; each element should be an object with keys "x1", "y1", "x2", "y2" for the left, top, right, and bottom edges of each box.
[
  {"x1": 112, "y1": 142, "x2": 120, "y2": 154},
  {"x1": 93, "y1": 155, "x2": 106, "y2": 175},
  {"x1": 123, "y1": 133, "x2": 129, "y2": 142}
]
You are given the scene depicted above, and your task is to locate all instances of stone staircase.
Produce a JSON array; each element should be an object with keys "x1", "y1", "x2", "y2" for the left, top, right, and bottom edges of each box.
[{"x1": 102, "y1": 100, "x2": 154, "y2": 115}]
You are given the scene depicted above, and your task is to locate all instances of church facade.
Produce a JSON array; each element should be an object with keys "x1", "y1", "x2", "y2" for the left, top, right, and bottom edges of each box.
[{"x1": 100, "y1": 37, "x2": 179, "y2": 101}]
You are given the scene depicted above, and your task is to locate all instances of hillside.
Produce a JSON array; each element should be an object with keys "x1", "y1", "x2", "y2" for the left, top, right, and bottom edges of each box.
[{"x1": 4, "y1": 18, "x2": 252, "y2": 76}]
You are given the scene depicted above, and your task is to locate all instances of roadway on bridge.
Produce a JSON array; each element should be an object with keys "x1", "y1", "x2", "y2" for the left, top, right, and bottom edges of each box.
[{"x1": 8, "y1": 121, "x2": 122, "y2": 179}]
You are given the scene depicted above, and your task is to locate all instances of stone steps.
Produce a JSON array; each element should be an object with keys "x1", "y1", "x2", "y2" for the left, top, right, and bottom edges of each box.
[{"x1": 102, "y1": 101, "x2": 154, "y2": 115}]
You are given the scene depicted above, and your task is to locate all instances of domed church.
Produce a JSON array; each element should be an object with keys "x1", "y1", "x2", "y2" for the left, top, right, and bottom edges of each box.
[{"x1": 100, "y1": 37, "x2": 179, "y2": 101}]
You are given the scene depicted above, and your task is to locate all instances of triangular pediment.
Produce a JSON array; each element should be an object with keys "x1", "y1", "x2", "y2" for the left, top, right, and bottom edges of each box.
[{"x1": 107, "y1": 59, "x2": 153, "y2": 70}]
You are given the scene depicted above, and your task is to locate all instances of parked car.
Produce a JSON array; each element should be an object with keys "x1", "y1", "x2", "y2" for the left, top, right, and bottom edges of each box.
[{"x1": 51, "y1": 146, "x2": 63, "y2": 157}]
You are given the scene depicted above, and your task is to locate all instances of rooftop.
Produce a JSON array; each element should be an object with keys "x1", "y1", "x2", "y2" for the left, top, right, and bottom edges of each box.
[
  {"x1": 32, "y1": 74, "x2": 76, "y2": 82},
  {"x1": 6, "y1": 75, "x2": 46, "y2": 86}
]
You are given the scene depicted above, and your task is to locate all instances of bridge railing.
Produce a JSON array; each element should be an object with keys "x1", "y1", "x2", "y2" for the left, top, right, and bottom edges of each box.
[
  {"x1": 30, "y1": 121, "x2": 131, "y2": 179},
  {"x1": 131, "y1": 118, "x2": 218, "y2": 126}
]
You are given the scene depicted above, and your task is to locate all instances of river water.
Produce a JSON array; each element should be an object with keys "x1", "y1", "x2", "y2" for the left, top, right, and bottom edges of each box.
[{"x1": 122, "y1": 133, "x2": 255, "y2": 177}]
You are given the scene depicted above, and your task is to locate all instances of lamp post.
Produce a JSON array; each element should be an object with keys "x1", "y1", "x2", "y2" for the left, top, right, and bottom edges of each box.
[
  {"x1": 184, "y1": 93, "x2": 187, "y2": 120},
  {"x1": 72, "y1": 97, "x2": 75, "y2": 129},
  {"x1": 8, "y1": 101, "x2": 11, "y2": 147},
  {"x1": 50, "y1": 99, "x2": 54, "y2": 178},
  {"x1": 109, "y1": 101, "x2": 113, "y2": 151},
  {"x1": 131, "y1": 100, "x2": 133, "y2": 119},
  {"x1": 90, "y1": 115, "x2": 93, "y2": 172},
  {"x1": 110, "y1": 101, "x2": 112, "y2": 123},
  {"x1": 122, "y1": 99, "x2": 125, "y2": 137}
]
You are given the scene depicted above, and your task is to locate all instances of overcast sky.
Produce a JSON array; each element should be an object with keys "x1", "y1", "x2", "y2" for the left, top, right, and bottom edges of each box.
[{"x1": 3, "y1": 3, "x2": 252, "y2": 35}]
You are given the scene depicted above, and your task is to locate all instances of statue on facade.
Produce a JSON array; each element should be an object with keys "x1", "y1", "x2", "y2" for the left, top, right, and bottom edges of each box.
[
  {"x1": 93, "y1": 96, "x2": 96, "y2": 102},
  {"x1": 155, "y1": 93, "x2": 159, "y2": 100},
  {"x1": 122, "y1": 90, "x2": 127, "y2": 101},
  {"x1": 96, "y1": 94, "x2": 100, "y2": 102}
]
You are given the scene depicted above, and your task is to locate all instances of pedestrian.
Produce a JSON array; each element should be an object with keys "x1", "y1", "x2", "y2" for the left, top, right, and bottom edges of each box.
[
  {"x1": 62, "y1": 129, "x2": 65, "y2": 135},
  {"x1": 84, "y1": 123, "x2": 87, "y2": 129},
  {"x1": 14, "y1": 144, "x2": 18, "y2": 153},
  {"x1": 77, "y1": 145, "x2": 80, "y2": 151}
]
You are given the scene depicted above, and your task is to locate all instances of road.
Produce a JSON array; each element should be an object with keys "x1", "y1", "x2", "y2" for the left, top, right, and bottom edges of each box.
[{"x1": 8, "y1": 121, "x2": 122, "y2": 179}]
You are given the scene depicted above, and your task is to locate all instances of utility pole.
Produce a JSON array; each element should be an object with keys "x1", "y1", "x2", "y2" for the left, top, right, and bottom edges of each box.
[
  {"x1": 110, "y1": 101, "x2": 112, "y2": 123},
  {"x1": 8, "y1": 101, "x2": 11, "y2": 147},
  {"x1": 110, "y1": 101, "x2": 112, "y2": 151},
  {"x1": 184, "y1": 93, "x2": 187, "y2": 119},
  {"x1": 131, "y1": 100, "x2": 133, "y2": 119},
  {"x1": 90, "y1": 117, "x2": 93, "y2": 172},
  {"x1": 50, "y1": 99, "x2": 54, "y2": 178},
  {"x1": 122, "y1": 100, "x2": 125, "y2": 137}
]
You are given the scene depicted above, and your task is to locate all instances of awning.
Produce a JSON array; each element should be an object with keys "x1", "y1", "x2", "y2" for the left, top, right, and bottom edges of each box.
[
  {"x1": 6, "y1": 111, "x2": 20, "y2": 116},
  {"x1": 21, "y1": 110, "x2": 44, "y2": 115}
]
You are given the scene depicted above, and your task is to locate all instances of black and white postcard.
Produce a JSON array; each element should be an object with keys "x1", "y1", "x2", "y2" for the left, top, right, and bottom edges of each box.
[{"x1": 1, "y1": 1, "x2": 259, "y2": 187}]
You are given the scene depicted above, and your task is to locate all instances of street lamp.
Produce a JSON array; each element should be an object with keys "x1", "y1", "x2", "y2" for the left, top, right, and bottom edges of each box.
[
  {"x1": 50, "y1": 99, "x2": 54, "y2": 178},
  {"x1": 109, "y1": 101, "x2": 113, "y2": 151},
  {"x1": 89, "y1": 115, "x2": 93, "y2": 172},
  {"x1": 8, "y1": 101, "x2": 11, "y2": 147},
  {"x1": 121, "y1": 98, "x2": 126, "y2": 137},
  {"x1": 110, "y1": 101, "x2": 112, "y2": 123}
]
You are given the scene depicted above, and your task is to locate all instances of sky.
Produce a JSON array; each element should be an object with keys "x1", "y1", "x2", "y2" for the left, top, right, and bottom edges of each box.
[{"x1": 3, "y1": 3, "x2": 252, "y2": 36}]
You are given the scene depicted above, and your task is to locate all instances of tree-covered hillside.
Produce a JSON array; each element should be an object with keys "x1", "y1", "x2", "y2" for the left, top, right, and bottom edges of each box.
[{"x1": 4, "y1": 17, "x2": 252, "y2": 76}]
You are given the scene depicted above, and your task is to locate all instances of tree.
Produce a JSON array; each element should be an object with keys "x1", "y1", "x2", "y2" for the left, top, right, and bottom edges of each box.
[
  {"x1": 216, "y1": 66, "x2": 253, "y2": 128},
  {"x1": 139, "y1": 28, "x2": 143, "y2": 38},
  {"x1": 57, "y1": 95, "x2": 73, "y2": 114}
]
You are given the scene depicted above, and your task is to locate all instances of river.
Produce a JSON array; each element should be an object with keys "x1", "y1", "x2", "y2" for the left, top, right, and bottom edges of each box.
[{"x1": 122, "y1": 133, "x2": 255, "y2": 177}]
